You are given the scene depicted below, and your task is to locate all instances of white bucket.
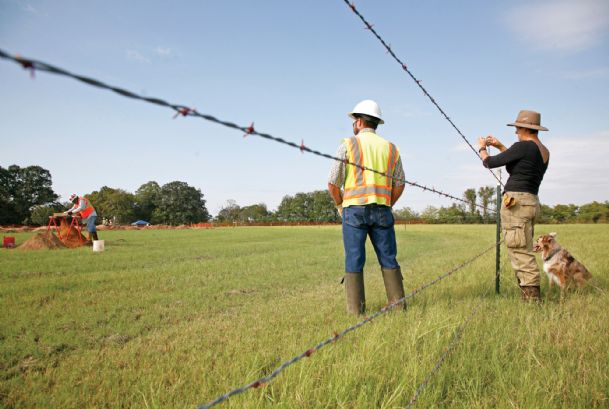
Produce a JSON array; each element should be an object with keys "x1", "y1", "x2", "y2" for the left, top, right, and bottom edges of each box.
[{"x1": 92, "y1": 240, "x2": 105, "y2": 252}]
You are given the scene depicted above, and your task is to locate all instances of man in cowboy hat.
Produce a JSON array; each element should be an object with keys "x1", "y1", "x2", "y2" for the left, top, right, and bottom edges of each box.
[{"x1": 478, "y1": 110, "x2": 550, "y2": 301}]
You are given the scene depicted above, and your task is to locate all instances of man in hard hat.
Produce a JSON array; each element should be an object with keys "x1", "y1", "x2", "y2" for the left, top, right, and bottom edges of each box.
[
  {"x1": 328, "y1": 100, "x2": 406, "y2": 314},
  {"x1": 65, "y1": 193, "x2": 99, "y2": 242}
]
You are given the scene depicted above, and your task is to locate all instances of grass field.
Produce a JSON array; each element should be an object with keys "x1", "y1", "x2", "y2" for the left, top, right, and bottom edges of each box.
[{"x1": 1, "y1": 225, "x2": 608, "y2": 408}]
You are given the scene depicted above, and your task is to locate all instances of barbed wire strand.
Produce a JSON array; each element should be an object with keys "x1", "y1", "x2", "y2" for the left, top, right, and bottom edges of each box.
[
  {"x1": 198, "y1": 242, "x2": 497, "y2": 409},
  {"x1": 0, "y1": 49, "x2": 494, "y2": 214},
  {"x1": 404, "y1": 285, "x2": 492, "y2": 408},
  {"x1": 341, "y1": 1, "x2": 503, "y2": 187}
]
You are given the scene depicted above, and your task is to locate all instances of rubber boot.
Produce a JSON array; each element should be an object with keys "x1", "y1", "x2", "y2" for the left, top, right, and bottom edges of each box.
[
  {"x1": 344, "y1": 273, "x2": 365, "y2": 315},
  {"x1": 382, "y1": 268, "x2": 406, "y2": 310},
  {"x1": 520, "y1": 286, "x2": 541, "y2": 302},
  {"x1": 92, "y1": 232, "x2": 99, "y2": 241}
]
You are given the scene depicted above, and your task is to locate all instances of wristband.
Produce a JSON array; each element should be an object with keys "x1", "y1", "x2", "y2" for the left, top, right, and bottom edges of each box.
[{"x1": 478, "y1": 147, "x2": 487, "y2": 153}]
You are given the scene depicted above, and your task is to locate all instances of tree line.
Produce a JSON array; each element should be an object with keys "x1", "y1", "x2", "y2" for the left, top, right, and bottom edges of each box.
[
  {"x1": 394, "y1": 187, "x2": 609, "y2": 224},
  {"x1": 1, "y1": 165, "x2": 210, "y2": 226},
  {"x1": 2, "y1": 164, "x2": 608, "y2": 225}
]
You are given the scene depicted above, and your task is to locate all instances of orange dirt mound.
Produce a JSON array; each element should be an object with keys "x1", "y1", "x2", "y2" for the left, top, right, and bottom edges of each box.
[
  {"x1": 17, "y1": 233, "x2": 66, "y2": 250},
  {"x1": 56, "y1": 218, "x2": 88, "y2": 248}
]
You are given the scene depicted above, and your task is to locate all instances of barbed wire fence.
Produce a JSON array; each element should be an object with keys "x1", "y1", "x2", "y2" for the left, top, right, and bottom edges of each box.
[
  {"x1": 341, "y1": 0, "x2": 503, "y2": 187},
  {"x1": 0, "y1": 48, "x2": 504, "y2": 408},
  {"x1": 199, "y1": 242, "x2": 498, "y2": 409},
  {"x1": 0, "y1": 48, "x2": 494, "y2": 214}
]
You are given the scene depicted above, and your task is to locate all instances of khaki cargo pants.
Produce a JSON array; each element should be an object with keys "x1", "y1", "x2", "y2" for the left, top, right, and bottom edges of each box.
[{"x1": 501, "y1": 192, "x2": 541, "y2": 287}]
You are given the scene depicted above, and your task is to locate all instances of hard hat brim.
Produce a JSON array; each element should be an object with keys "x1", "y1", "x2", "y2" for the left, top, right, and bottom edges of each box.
[{"x1": 348, "y1": 112, "x2": 384, "y2": 125}]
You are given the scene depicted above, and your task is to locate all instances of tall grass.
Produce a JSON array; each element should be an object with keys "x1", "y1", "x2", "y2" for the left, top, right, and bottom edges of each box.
[{"x1": 1, "y1": 225, "x2": 607, "y2": 408}]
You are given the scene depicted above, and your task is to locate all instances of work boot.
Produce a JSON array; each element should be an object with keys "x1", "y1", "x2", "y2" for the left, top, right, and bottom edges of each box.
[
  {"x1": 520, "y1": 286, "x2": 541, "y2": 302},
  {"x1": 344, "y1": 273, "x2": 365, "y2": 315},
  {"x1": 92, "y1": 232, "x2": 99, "y2": 241},
  {"x1": 382, "y1": 267, "x2": 406, "y2": 310}
]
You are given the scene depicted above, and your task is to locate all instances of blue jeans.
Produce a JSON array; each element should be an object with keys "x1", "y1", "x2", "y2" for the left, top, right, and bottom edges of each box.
[
  {"x1": 85, "y1": 216, "x2": 97, "y2": 233},
  {"x1": 342, "y1": 205, "x2": 399, "y2": 273}
]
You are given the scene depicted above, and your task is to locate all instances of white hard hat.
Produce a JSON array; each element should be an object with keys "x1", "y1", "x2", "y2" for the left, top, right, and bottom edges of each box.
[
  {"x1": 348, "y1": 99, "x2": 384, "y2": 124},
  {"x1": 69, "y1": 193, "x2": 77, "y2": 201}
]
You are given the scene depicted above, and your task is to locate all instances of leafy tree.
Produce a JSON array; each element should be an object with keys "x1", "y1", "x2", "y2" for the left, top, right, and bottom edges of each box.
[
  {"x1": 0, "y1": 167, "x2": 15, "y2": 224},
  {"x1": 216, "y1": 201, "x2": 271, "y2": 223},
  {"x1": 152, "y1": 181, "x2": 210, "y2": 225},
  {"x1": 310, "y1": 190, "x2": 339, "y2": 222},
  {"x1": 86, "y1": 186, "x2": 136, "y2": 224},
  {"x1": 276, "y1": 194, "x2": 301, "y2": 221},
  {"x1": 276, "y1": 190, "x2": 338, "y2": 222},
  {"x1": 420, "y1": 206, "x2": 439, "y2": 222},
  {"x1": 0, "y1": 165, "x2": 58, "y2": 224},
  {"x1": 216, "y1": 199, "x2": 241, "y2": 222},
  {"x1": 463, "y1": 188, "x2": 478, "y2": 215},
  {"x1": 438, "y1": 203, "x2": 468, "y2": 223},
  {"x1": 134, "y1": 181, "x2": 161, "y2": 221},
  {"x1": 552, "y1": 204, "x2": 578, "y2": 223},
  {"x1": 478, "y1": 186, "x2": 496, "y2": 219},
  {"x1": 239, "y1": 203, "x2": 270, "y2": 222},
  {"x1": 578, "y1": 201, "x2": 609, "y2": 223},
  {"x1": 394, "y1": 206, "x2": 419, "y2": 221},
  {"x1": 539, "y1": 203, "x2": 560, "y2": 224},
  {"x1": 29, "y1": 202, "x2": 66, "y2": 226}
]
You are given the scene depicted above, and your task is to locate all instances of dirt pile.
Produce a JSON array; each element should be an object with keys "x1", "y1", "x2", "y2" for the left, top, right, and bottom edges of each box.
[
  {"x1": 56, "y1": 218, "x2": 88, "y2": 248},
  {"x1": 17, "y1": 233, "x2": 66, "y2": 250}
]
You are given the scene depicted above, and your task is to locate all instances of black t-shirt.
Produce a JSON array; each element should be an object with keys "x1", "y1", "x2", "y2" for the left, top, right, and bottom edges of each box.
[{"x1": 484, "y1": 140, "x2": 549, "y2": 195}]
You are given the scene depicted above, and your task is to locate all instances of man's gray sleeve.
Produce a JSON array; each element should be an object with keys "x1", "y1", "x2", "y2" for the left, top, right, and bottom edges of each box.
[{"x1": 392, "y1": 156, "x2": 405, "y2": 187}]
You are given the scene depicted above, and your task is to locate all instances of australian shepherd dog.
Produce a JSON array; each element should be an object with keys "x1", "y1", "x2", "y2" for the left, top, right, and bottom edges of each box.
[{"x1": 533, "y1": 233, "x2": 592, "y2": 293}]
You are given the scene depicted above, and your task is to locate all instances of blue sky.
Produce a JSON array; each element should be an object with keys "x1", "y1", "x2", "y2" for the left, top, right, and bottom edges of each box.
[{"x1": 1, "y1": 0, "x2": 608, "y2": 216}]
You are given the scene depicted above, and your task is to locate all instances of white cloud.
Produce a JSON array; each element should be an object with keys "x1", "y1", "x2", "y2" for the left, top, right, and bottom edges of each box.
[
  {"x1": 23, "y1": 3, "x2": 38, "y2": 13},
  {"x1": 154, "y1": 46, "x2": 173, "y2": 58},
  {"x1": 125, "y1": 47, "x2": 176, "y2": 63},
  {"x1": 559, "y1": 67, "x2": 609, "y2": 80},
  {"x1": 538, "y1": 131, "x2": 609, "y2": 204},
  {"x1": 453, "y1": 142, "x2": 477, "y2": 153},
  {"x1": 506, "y1": 0, "x2": 609, "y2": 53},
  {"x1": 388, "y1": 104, "x2": 431, "y2": 119},
  {"x1": 125, "y1": 49, "x2": 150, "y2": 64}
]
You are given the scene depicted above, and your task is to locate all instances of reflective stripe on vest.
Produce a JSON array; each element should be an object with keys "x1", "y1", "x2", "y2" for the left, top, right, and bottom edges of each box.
[
  {"x1": 78, "y1": 197, "x2": 95, "y2": 219},
  {"x1": 342, "y1": 132, "x2": 399, "y2": 207}
]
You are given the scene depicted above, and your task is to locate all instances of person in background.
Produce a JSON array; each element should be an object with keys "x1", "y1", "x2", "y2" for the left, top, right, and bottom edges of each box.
[
  {"x1": 328, "y1": 100, "x2": 406, "y2": 314},
  {"x1": 66, "y1": 193, "x2": 99, "y2": 242},
  {"x1": 478, "y1": 110, "x2": 550, "y2": 301}
]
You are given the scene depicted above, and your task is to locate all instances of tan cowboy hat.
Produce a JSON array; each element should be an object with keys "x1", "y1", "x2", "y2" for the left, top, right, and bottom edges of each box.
[{"x1": 507, "y1": 110, "x2": 548, "y2": 131}]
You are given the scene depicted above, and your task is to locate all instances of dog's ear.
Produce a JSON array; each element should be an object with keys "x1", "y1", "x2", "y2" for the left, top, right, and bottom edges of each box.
[{"x1": 549, "y1": 232, "x2": 557, "y2": 238}]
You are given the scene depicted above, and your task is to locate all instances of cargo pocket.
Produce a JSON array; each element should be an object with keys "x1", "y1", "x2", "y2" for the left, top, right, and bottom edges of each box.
[{"x1": 503, "y1": 223, "x2": 526, "y2": 248}]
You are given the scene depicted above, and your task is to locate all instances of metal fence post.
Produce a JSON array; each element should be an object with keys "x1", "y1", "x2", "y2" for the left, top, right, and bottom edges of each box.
[{"x1": 495, "y1": 183, "x2": 501, "y2": 294}]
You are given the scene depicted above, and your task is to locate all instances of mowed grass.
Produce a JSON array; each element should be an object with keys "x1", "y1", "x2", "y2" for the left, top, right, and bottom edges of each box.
[{"x1": 1, "y1": 224, "x2": 608, "y2": 409}]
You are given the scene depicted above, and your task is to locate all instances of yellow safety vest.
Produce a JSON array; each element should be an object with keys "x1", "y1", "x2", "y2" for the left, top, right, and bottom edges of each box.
[{"x1": 342, "y1": 131, "x2": 399, "y2": 207}]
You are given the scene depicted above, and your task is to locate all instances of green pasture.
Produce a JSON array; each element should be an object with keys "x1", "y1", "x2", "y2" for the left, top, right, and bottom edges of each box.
[{"x1": 1, "y1": 225, "x2": 608, "y2": 408}]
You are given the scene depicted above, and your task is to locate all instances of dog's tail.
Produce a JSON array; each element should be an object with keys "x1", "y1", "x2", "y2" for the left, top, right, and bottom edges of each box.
[{"x1": 588, "y1": 280, "x2": 606, "y2": 295}]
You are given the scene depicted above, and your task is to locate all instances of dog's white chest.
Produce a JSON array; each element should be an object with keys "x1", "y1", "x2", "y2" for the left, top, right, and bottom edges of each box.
[{"x1": 544, "y1": 260, "x2": 561, "y2": 285}]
